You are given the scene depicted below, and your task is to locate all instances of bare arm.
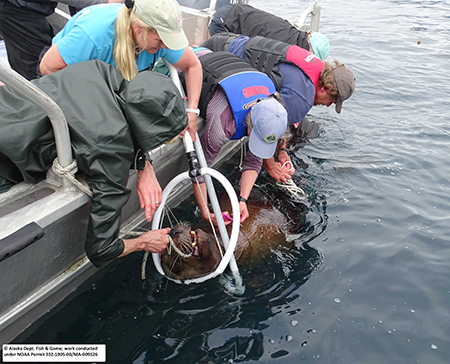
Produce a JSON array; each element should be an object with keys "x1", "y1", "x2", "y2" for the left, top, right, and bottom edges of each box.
[
  {"x1": 136, "y1": 160, "x2": 163, "y2": 222},
  {"x1": 238, "y1": 169, "x2": 258, "y2": 223},
  {"x1": 119, "y1": 228, "x2": 171, "y2": 257},
  {"x1": 39, "y1": 44, "x2": 68, "y2": 75},
  {"x1": 193, "y1": 181, "x2": 209, "y2": 220},
  {"x1": 173, "y1": 47, "x2": 202, "y2": 142}
]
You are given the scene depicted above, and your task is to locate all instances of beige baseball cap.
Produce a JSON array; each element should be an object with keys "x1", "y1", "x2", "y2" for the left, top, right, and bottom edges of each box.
[
  {"x1": 134, "y1": 0, "x2": 189, "y2": 50},
  {"x1": 333, "y1": 65, "x2": 355, "y2": 113}
]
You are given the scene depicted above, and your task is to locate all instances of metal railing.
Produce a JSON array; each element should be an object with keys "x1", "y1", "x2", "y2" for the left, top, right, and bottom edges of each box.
[
  {"x1": 298, "y1": 1, "x2": 321, "y2": 32},
  {"x1": 0, "y1": 61, "x2": 75, "y2": 190}
]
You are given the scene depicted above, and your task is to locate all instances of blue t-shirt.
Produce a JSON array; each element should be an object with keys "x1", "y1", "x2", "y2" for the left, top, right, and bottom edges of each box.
[
  {"x1": 228, "y1": 36, "x2": 315, "y2": 125},
  {"x1": 53, "y1": 4, "x2": 184, "y2": 71}
]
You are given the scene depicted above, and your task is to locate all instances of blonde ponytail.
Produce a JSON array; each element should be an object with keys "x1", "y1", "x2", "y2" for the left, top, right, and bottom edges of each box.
[{"x1": 114, "y1": 6, "x2": 138, "y2": 80}]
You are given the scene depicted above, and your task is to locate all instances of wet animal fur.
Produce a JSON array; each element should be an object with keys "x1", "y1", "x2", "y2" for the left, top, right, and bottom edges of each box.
[{"x1": 161, "y1": 196, "x2": 290, "y2": 282}]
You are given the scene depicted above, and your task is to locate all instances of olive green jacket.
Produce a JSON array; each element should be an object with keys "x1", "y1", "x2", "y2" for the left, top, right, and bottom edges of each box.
[{"x1": 0, "y1": 60, "x2": 188, "y2": 267}]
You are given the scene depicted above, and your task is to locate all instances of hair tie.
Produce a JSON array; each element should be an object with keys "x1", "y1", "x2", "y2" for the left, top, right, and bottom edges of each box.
[{"x1": 125, "y1": 0, "x2": 134, "y2": 9}]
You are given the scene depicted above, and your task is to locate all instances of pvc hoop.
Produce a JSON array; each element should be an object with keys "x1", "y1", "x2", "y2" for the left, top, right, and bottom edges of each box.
[{"x1": 152, "y1": 167, "x2": 240, "y2": 285}]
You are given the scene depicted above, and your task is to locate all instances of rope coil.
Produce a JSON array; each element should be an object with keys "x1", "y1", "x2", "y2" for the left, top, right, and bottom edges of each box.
[{"x1": 276, "y1": 178, "x2": 306, "y2": 197}]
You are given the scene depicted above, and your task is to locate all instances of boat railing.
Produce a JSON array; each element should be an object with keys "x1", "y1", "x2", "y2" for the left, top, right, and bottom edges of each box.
[
  {"x1": 180, "y1": 0, "x2": 247, "y2": 46},
  {"x1": 54, "y1": 7, "x2": 71, "y2": 21},
  {"x1": 0, "y1": 61, "x2": 75, "y2": 191},
  {"x1": 208, "y1": 0, "x2": 218, "y2": 12},
  {"x1": 297, "y1": 1, "x2": 321, "y2": 32}
]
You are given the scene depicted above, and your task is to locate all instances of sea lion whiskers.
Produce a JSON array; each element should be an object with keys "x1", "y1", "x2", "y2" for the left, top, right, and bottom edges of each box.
[
  {"x1": 161, "y1": 222, "x2": 228, "y2": 281},
  {"x1": 167, "y1": 226, "x2": 197, "y2": 258},
  {"x1": 177, "y1": 231, "x2": 196, "y2": 254}
]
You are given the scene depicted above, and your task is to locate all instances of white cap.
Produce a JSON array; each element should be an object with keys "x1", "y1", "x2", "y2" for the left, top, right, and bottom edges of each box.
[{"x1": 249, "y1": 98, "x2": 288, "y2": 159}]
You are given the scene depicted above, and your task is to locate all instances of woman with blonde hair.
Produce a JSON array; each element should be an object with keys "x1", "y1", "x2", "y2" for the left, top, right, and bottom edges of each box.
[
  {"x1": 39, "y1": 0, "x2": 202, "y2": 221},
  {"x1": 40, "y1": 0, "x2": 201, "y2": 139}
]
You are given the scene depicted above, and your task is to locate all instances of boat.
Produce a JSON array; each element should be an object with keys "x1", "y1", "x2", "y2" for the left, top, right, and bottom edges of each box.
[{"x1": 0, "y1": 1, "x2": 321, "y2": 344}]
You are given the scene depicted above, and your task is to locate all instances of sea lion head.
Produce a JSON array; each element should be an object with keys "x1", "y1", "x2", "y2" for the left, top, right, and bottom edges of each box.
[{"x1": 161, "y1": 222, "x2": 223, "y2": 281}]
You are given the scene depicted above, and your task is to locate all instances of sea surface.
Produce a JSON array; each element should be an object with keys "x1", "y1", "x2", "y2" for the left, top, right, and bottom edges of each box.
[{"x1": 11, "y1": 0, "x2": 450, "y2": 363}]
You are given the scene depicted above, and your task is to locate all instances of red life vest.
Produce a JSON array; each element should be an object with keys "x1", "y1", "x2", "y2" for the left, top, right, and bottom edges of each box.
[{"x1": 285, "y1": 45, "x2": 323, "y2": 89}]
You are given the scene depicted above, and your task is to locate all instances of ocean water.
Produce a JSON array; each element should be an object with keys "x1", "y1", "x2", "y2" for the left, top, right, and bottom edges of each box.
[{"x1": 12, "y1": 0, "x2": 450, "y2": 363}]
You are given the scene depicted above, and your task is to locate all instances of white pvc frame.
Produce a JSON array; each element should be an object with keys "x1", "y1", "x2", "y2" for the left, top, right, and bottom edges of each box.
[
  {"x1": 148, "y1": 62, "x2": 243, "y2": 288},
  {"x1": 151, "y1": 167, "x2": 241, "y2": 284}
]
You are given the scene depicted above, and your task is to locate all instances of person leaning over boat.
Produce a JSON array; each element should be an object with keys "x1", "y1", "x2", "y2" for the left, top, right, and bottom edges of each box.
[
  {"x1": 201, "y1": 34, "x2": 355, "y2": 182},
  {"x1": 208, "y1": 3, "x2": 330, "y2": 61},
  {"x1": 0, "y1": 60, "x2": 187, "y2": 268},
  {"x1": 39, "y1": 0, "x2": 202, "y2": 217},
  {"x1": 39, "y1": 0, "x2": 202, "y2": 142},
  {"x1": 0, "y1": 0, "x2": 123, "y2": 81},
  {"x1": 183, "y1": 49, "x2": 290, "y2": 224}
]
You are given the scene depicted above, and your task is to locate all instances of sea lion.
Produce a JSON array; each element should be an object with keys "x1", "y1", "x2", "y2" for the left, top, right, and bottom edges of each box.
[{"x1": 161, "y1": 196, "x2": 290, "y2": 281}]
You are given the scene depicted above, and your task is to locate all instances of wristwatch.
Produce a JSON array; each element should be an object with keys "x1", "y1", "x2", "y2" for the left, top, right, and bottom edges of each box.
[{"x1": 238, "y1": 196, "x2": 248, "y2": 204}]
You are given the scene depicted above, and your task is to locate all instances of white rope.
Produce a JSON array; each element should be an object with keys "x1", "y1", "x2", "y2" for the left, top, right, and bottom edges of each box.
[
  {"x1": 120, "y1": 226, "x2": 148, "y2": 236},
  {"x1": 141, "y1": 249, "x2": 149, "y2": 280},
  {"x1": 52, "y1": 158, "x2": 93, "y2": 197},
  {"x1": 281, "y1": 160, "x2": 295, "y2": 172},
  {"x1": 276, "y1": 178, "x2": 306, "y2": 197},
  {"x1": 142, "y1": 233, "x2": 195, "y2": 280},
  {"x1": 121, "y1": 228, "x2": 148, "y2": 280},
  {"x1": 165, "y1": 234, "x2": 193, "y2": 259}
]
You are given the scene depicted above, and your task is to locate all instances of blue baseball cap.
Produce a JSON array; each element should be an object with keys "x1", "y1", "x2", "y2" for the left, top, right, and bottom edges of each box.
[
  {"x1": 249, "y1": 98, "x2": 288, "y2": 159},
  {"x1": 309, "y1": 32, "x2": 330, "y2": 61}
]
